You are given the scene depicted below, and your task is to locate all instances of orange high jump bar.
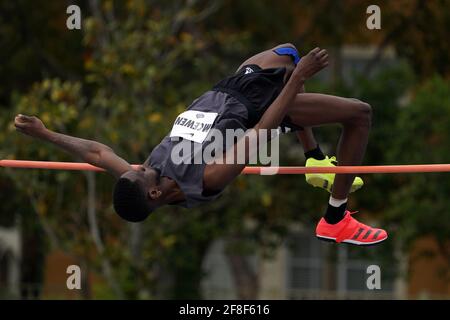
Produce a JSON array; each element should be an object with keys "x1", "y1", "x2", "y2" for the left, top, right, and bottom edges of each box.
[{"x1": 2, "y1": 160, "x2": 450, "y2": 174}]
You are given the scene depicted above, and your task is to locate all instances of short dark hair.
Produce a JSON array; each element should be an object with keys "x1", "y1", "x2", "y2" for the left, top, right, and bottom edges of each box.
[{"x1": 113, "y1": 177, "x2": 153, "y2": 222}]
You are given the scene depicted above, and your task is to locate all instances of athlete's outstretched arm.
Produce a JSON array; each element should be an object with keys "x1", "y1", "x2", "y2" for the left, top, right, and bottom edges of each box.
[
  {"x1": 14, "y1": 114, "x2": 132, "y2": 178},
  {"x1": 204, "y1": 48, "x2": 329, "y2": 191}
]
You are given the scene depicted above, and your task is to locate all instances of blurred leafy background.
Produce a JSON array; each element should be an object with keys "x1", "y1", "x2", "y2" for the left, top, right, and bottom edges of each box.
[{"x1": 0, "y1": 0, "x2": 449, "y2": 299}]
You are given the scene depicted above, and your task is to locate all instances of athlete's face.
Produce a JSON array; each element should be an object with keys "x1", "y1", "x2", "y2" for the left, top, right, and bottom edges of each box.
[
  {"x1": 121, "y1": 166, "x2": 162, "y2": 203},
  {"x1": 138, "y1": 166, "x2": 161, "y2": 200}
]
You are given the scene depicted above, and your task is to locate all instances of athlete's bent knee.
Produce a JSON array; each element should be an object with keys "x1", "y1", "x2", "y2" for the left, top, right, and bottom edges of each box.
[
  {"x1": 274, "y1": 42, "x2": 297, "y2": 50},
  {"x1": 350, "y1": 100, "x2": 372, "y2": 127}
]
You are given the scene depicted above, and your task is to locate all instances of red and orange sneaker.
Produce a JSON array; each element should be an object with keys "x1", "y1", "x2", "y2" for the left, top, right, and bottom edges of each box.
[{"x1": 315, "y1": 211, "x2": 387, "y2": 246}]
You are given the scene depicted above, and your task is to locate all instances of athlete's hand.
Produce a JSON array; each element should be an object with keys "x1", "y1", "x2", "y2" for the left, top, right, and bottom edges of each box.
[
  {"x1": 14, "y1": 114, "x2": 47, "y2": 138},
  {"x1": 293, "y1": 47, "x2": 329, "y2": 81}
]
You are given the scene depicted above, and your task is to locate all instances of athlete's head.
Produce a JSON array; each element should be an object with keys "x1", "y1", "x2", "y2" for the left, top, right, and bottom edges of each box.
[{"x1": 112, "y1": 166, "x2": 162, "y2": 222}]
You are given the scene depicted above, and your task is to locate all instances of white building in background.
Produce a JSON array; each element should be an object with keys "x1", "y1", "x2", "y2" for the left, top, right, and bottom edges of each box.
[
  {"x1": 0, "y1": 226, "x2": 21, "y2": 298},
  {"x1": 201, "y1": 230, "x2": 407, "y2": 300}
]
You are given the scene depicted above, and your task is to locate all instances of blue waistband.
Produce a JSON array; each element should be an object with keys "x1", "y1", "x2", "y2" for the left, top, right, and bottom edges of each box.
[{"x1": 273, "y1": 47, "x2": 301, "y2": 65}]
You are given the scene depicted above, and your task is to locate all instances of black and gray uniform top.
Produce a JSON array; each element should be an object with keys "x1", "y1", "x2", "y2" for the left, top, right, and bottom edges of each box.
[{"x1": 145, "y1": 64, "x2": 300, "y2": 208}]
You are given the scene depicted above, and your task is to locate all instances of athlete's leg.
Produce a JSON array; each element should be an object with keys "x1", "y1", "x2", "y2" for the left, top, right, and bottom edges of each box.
[
  {"x1": 286, "y1": 93, "x2": 387, "y2": 246},
  {"x1": 296, "y1": 127, "x2": 319, "y2": 152},
  {"x1": 293, "y1": 87, "x2": 324, "y2": 157},
  {"x1": 286, "y1": 93, "x2": 371, "y2": 199}
]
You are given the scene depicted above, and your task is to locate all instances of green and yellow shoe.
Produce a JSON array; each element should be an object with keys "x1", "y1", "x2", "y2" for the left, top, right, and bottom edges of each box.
[{"x1": 305, "y1": 156, "x2": 364, "y2": 193}]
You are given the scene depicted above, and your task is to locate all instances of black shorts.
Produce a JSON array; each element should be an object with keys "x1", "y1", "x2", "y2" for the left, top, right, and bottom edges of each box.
[
  {"x1": 212, "y1": 86, "x2": 303, "y2": 133},
  {"x1": 212, "y1": 64, "x2": 303, "y2": 132}
]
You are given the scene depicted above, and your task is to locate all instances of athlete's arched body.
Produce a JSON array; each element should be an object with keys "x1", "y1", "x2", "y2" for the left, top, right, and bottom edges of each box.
[{"x1": 14, "y1": 43, "x2": 387, "y2": 246}]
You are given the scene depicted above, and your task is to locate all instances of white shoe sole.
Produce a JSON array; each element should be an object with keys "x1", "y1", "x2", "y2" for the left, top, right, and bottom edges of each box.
[{"x1": 316, "y1": 234, "x2": 388, "y2": 246}]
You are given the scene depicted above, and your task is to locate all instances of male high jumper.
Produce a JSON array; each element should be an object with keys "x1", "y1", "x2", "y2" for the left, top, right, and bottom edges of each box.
[{"x1": 14, "y1": 44, "x2": 387, "y2": 246}]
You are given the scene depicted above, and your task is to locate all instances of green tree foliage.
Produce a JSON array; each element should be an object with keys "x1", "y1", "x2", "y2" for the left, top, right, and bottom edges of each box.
[
  {"x1": 386, "y1": 76, "x2": 450, "y2": 262},
  {"x1": 0, "y1": 0, "x2": 254, "y2": 299},
  {"x1": 1, "y1": 0, "x2": 449, "y2": 299},
  {"x1": 0, "y1": 0, "x2": 84, "y2": 105}
]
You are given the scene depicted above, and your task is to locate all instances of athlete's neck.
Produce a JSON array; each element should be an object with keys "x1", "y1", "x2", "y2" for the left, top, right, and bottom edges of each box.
[{"x1": 160, "y1": 177, "x2": 185, "y2": 204}]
